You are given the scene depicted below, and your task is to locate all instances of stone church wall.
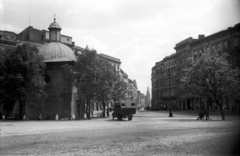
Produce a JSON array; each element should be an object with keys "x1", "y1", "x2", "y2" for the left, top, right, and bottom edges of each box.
[{"x1": 25, "y1": 62, "x2": 73, "y2": 120}]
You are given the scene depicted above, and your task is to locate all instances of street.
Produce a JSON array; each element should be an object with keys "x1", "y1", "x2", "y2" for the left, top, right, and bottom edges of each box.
[{"x1": 1, "y1": 111, "x2": 240, "y2": 156}]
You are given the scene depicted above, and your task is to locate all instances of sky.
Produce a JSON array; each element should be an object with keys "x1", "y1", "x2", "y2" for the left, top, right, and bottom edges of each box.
[{"x1": 0, "y1": 0, "x2": 240, "y2": 95}]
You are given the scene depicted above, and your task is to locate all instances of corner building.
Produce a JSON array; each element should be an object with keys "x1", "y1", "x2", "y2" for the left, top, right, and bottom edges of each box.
[
  {"x1": 151, "y1": 53, "x2": 177, "y2": 110},
  {"x1": 187, "y1": 24, "x2": 240, "y2": 110},
  {"x1": 174, "y1": 37, "x2": 197, "y2": 110},
  {"x1": 175, "y1": 24, "x2": 240, "y2": 111},
  {"x1": 152, "y1": 23, "x2": 240, "y2": 111}
]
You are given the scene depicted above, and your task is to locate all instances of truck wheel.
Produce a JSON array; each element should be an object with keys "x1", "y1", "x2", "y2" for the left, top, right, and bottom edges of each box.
[
  {"x1": 118, "y1": 114, "x2": 122, "y2": 121},
  {"x1": 128, "y1": 115, "x2": 133, "y2": 121}
]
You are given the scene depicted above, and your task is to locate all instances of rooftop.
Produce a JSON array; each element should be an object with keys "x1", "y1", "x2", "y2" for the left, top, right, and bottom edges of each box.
[
  {"x1": 100, "y1": 53, "x2": 121, "y2": 63},
  {"x1": 48, "y1": 18, "x2": 62, "y2": 30},
  {"x1": 39, "y1": 42, "x2": 76, "y2": 62}
]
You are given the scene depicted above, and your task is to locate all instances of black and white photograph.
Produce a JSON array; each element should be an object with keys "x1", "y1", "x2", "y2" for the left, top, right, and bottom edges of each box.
[{"x1": 0, "y1": 0, "x2": 240, "y2": 155}]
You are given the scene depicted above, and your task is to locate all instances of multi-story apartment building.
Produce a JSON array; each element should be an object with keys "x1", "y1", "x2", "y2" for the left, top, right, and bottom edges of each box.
[
  {"x1": 174, "y1": 37, "x2": 197, "y2": 110},
  {"x1": 100, "y1": 53, "x2": 121, "y2": 72},
  {"x1": 128, "y1": 79, "x2": 138, "y2": 103},
  {"x1": 99, "y1": 55, "x2": 138, "y2": 108},
  {"x1": 152, "y1": 23, "x2": 240, "y2": 111},
  {"x1": 151, "y1": 60, "x2": 163, "y2": 109},
  {"x1": 188, "y1": 24, "x2": 240, "y2": 111},
  {"x1": 152, "y1": 53, "x2": 177, "y2": 110},
  {"x1": 119, "y1": 69, "x2": 138, "y2": 104}
]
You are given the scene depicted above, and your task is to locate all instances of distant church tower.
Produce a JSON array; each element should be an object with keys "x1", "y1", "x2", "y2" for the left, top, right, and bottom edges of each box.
[{"x1": 145, "y1": 87, "x2": 151, "y2": 107}]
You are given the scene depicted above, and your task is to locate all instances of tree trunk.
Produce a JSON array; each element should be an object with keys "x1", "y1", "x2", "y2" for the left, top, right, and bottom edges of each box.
[
  {"x1": 205, "y1": 98, "x2": 211, "y2": 120},
  {"x1": 79, "y1": 98, "x2": 85, "y2": 119},
  {"x1": 102, "y1": 99, "x2": 106, "y2": 118},
  {"x1": 217, "y1": 100, "x2": 225, "y2": 120},
  {"x1": 86, "y1": 98, "x2": 91, "y2": 119},
  {"x1": 19, "y1": 100, "x2": 25, "y2": 120}
]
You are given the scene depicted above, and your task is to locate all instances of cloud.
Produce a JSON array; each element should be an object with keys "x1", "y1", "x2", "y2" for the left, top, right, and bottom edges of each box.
[
  {"x1": 169, "y1": 0, "x2": 221, "y2": 19},
  {"x1": 111, "y1": 36, "x2": 175, "y2": 93},
  {"x1": 64, "y1": 33, "x2": 155, "y2": 93},
  {"x1": 0, "y1": 1, "x2": 3, "y2": 28},
  {"x1": 75, "y1": 35, "x2": 111, "y2": 55}
]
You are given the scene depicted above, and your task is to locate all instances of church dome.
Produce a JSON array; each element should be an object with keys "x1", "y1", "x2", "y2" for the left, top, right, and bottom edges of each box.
[{"x1": 39, "y1": 42, "x2": 76, "y2": 62}]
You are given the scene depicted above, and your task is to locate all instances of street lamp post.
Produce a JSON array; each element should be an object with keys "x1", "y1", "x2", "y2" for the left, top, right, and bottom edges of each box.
[{"x1": 168, "y1": 72, "x2": 173, "y2": 117}]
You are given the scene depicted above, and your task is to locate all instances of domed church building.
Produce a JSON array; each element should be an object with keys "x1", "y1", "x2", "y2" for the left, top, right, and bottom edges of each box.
[{"x1": 25, "y1": 18, "x2": 78, "y2": 120}]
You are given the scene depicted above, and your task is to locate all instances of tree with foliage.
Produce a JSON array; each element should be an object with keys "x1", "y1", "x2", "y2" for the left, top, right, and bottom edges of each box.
[
  {"x1": 64, "y1": 47, "x2": 129, "y2": 119},
  {"x1": 64, "y1": 48, "x2": 101, "y2": 119},
  {"x1": 181, "y1": 51, "x2": 240, "y2": 120},
  {"x1": 94, "y1": 57, "x2": 112, "y2": 117},
  {"x1": 111, "y1": 76, "x2": 128, "y2": 103},
  {"x1": 97, "y1": 66, "x2": 129, "y2": 117},
  {"x1": 0, "y1": 44, "x2": 46, "y2": 119}
]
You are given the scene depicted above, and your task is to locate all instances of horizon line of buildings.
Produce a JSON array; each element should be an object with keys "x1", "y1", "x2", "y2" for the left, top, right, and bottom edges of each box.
[
  {"x1": 151, "y1": 23, "x2": 240, "y2": 111},
  {"x1": 0, "y1": 25, "x2": 150, "y2": 98},
  {"x1": 0, "y1": 20, "x2": 150, "y2": 120}
]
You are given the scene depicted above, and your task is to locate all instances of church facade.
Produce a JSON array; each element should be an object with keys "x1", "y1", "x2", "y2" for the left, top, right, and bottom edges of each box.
[{"x1": 25, "y1": 19, "x2": 79, "y2": 120}]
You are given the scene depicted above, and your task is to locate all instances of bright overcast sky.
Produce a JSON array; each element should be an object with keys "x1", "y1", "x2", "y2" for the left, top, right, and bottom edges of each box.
[{"x1": 0, "y1": 0, "x2": 240, "y2": 95}]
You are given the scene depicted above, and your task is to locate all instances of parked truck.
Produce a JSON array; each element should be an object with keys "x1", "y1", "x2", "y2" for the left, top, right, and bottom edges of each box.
[{"x1": 112, "y1": 101, "x2": 136, "y2": 121}]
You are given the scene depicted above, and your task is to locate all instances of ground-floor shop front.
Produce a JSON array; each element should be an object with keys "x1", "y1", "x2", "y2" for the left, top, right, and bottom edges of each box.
[{"x1": 152, "y1": 96, "x2": 239, "y2": 112}]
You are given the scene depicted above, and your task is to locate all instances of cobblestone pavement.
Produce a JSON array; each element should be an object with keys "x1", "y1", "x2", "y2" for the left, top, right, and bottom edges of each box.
[{"x1": 1, "y1": 111, "x2": 240, "y2": 156}]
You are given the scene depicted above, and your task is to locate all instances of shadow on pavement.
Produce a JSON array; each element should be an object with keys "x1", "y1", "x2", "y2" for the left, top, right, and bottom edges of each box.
[
  {"x1": 105, "y1": 119, "x2": 131, "y2": 122},
  {"x1": 162, "y1": 118, "x2": 233, "y2": 122}
]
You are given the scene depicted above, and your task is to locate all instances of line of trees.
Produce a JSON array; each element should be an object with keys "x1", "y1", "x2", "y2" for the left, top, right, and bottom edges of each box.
[
  {"x1": 63, "y1": 48, "x2": 128, "y2": 119},
  {"x1": 181, "y1": 50, "x2": 240, "y2": 120}
]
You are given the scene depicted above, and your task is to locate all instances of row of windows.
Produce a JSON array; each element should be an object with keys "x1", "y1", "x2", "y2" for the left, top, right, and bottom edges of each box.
[
  {"x1": 156, "y1": 77, "x2": 176, "y2": 87},
  {"x1": 112, "y1": 64, "x2": 120, "y2": 70},
  {"x1": 175, "y1": 37, "x2": 239, "y2": 65},
  {"x1": 175, "y1": 49, "x2": 191, "y2": 65},
  {"x1": 152, "y1": 36, "x2": 240, "y2": 83},
  {"x1": 155, "y1": 89, "x2": 176, "y2": 98},
  {"x1": 156, "y1": 67, "x2": 176, "y2": 75},
  {"x1": 162, "y1": 89, "x2": 176, "y2": 97},
  {"x1": 192, "y1": 38, "x2": 239, "y2": 59},
  {"x1": 163, "y1": 60, "x2": 175, "y2": 67},
  {"x1": 177, "y1": 57, "x2": 191, "y2": 64},
  {"x1": 152, "y1": 52, "x2": 240, "y2": 89},
  {"x1": 154, "y1": 58, "x2": 179, "y2": 74}
]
